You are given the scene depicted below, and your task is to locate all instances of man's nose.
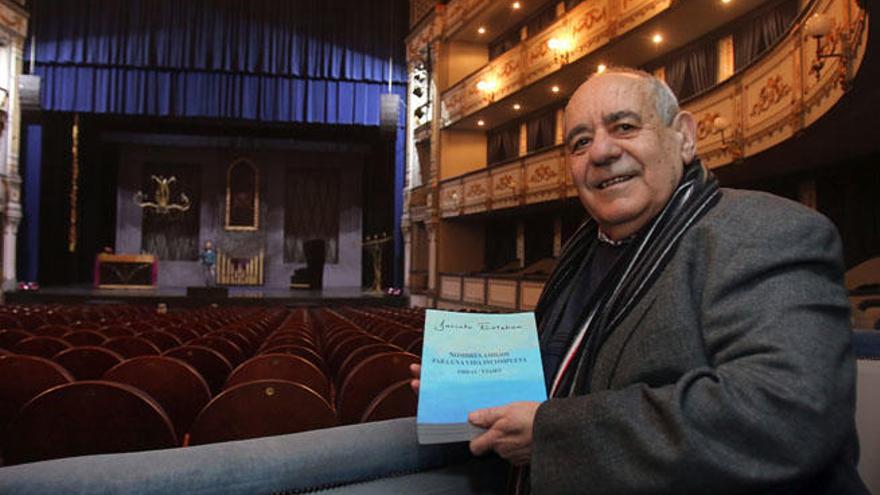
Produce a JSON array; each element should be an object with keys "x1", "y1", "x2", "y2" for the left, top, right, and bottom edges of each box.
[{"x1": 589, "y1": 130, "x2": 621, "y2": 166}]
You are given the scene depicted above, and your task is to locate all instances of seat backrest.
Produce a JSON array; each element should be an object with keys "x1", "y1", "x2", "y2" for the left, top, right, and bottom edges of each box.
[
  {"x1": 258, "y1": 344, "x2": 326, "y2": 372},
  {"x1": 137, "y1": 330, "x2": 183, "y2": 352},
  {"x1": 104, "y1": 356, "x2": 212, "y2": 440},
  {"x1": 2, "y1": 380, "x2": 177, "y2": 465},
  {"x1": 53, "y1": 345, "x2": 124, "y2": 380},
  {"x1": 0, "y1": 355, "x2": 74, "y2": 434},
  {"x1": 336, "y1": 343, "x2": 402, "y2": 387},
  {"x1": 0, "y1": 328, "x2": 33, "y2": 351},
  {"x1": 224, "y1": 354, "x2": 330, "y2": 400},
  {"x1": 327, "y1": 334, "x2": 384, "y2": 375},
  {"x1": 190, "y1": 335, "x2": 244, "y2": 366},
  {"x1": 163, "y1": 345, "x2": 233, "y2": 394},
  {"x1": 854, "y1": 331, "x2": 880, "y2": 494},
  {"x1": 337, "y1": 351, "x2": 420, "y2": 425},
  {"x1": 163, "y1": 325, "x2": 200, "y2": 343},
  {"x1": 13, "y1": 336, "x2": 72, "y2": 359},
  {"x1": 188, "y1": 379, "x2": 336, "y2": 446},
  {"x1": 359, "y1": 379, "x2": 417, "y2": 423},
  {"x1": 0, "y1": 313, "x2": 22, "y2": 329},
  {"x1": 97, "y1": 325, "x2": 135, "y2": 339},
  {"x1": 62, "y1": 330, "x2": 107, "y2": 346},
  {"x1": 32, "y1": 324, "x2": 72, "y2": 338},
  {"x1": 103, "y1": 336, "x2": 162, "y2": 358}
]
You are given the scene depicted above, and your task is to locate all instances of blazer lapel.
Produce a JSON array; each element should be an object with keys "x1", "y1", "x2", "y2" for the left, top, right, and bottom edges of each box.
[{"x1": 591, "y1": 293, "x2": 658, "y2": 391}]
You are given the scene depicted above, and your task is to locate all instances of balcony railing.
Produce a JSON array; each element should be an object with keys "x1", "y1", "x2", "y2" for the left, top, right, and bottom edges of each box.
[{"x1": 438, "y1": 273, "x2": 546, "y2": 311}]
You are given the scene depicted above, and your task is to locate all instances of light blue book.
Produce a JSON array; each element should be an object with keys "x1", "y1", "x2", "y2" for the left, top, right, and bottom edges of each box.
[{"x1": 416, "y1": 309, "x2": 547, "y2": 444}]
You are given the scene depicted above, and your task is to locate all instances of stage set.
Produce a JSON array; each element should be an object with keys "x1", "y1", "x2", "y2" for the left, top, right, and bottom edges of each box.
[{"x1": 9, "y1": 0, "x2": 410, "y2": 308}]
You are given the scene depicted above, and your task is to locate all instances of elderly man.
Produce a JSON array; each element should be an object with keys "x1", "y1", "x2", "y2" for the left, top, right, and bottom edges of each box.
[{"x1": 415, "y1": 68, "x2": 866, "y2": 494}]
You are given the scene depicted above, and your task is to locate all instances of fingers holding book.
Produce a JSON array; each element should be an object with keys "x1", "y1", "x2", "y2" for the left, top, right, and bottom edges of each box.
[
  {"x1": 409, "y1": 363, "x2": 421, "y2": 394},
  {"x1": 468, "y1": 401, "x2": 541, "y2": 466}
]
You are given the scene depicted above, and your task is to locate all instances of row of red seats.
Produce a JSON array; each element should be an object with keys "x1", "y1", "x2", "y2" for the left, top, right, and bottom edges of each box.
[{"x1": 0, "y1": 304, "x2": 426, "y2": 466}]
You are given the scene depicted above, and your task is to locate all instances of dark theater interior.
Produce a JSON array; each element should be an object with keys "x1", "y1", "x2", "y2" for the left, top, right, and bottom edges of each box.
[{"x1": 0, "y1": 0, "x2": 878, "y2": 493}]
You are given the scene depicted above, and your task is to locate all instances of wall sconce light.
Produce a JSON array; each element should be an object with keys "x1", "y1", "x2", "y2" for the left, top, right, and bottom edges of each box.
[
  {"x1": 712, "y1": 116, "x2": 744, "y2": 160},
  {"x1": 476, "y1": 78, "x2": 498, "y2": 102},
  {"x1": 804, "y1": 11, "x2": 864, "y2": 89},
  {"x1": 547, "y1": 36, "x2": 574, "y2": 65}
]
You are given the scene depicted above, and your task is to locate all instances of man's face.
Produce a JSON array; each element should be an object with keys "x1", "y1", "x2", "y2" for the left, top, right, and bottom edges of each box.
[{"x1": 564, "y1": 73, "x2": 695, "y2": 239}]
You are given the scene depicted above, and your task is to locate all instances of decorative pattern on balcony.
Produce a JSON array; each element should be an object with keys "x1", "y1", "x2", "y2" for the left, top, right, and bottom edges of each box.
[
  {"x1": 692, "y1": 0, "x2": 867, "y2": 168},
  {"x1": 439, "y1": 147, "x2": 574, "y2": 218}
]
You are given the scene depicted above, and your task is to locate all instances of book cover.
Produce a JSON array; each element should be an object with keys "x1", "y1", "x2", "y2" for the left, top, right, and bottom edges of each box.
[{"x1": 416, "y1": 309, "x2": 547, "y2": 444}]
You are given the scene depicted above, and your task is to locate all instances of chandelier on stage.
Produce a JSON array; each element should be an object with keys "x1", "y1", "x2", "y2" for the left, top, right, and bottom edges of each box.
[{"x1": 134, "y1": 175, "x2": 191, "y2": 214}]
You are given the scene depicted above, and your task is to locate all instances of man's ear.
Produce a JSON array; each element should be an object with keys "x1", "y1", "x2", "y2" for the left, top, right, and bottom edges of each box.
[{"x1": 672, "y1": 111, "x2": 697, "y2": 163}]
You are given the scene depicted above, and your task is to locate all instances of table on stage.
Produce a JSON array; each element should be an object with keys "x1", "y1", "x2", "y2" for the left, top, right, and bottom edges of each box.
[{"x1": 94, "y1": 253, "x2": 158, "y2": 289}]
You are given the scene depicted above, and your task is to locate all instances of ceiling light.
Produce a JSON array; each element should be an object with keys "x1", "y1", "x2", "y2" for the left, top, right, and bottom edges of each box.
[
  {"x1": 513, "y1": 103, "x2": 521, "y2": 110},
  {"x1": 512, "y1": 2, "x2": 522, "y2": 10},
  {"x1": 551, "y1": 85, "x2": 560, "y2": 93},
  {"x1": 652, "y1": 34, "x2": 663, "y2": 44},
  {"x1": 478, "y1": 26, "x2": 486, "y2": 35},
  {"x1": 597, "y1": 64, "x2": 607, "y2": 74},
  {"x1": 721, "y1": 0, "x2": 732, "y2": 3},
  {"x1": 477, "y1": 120, "x2": 485, "y2": 126}
]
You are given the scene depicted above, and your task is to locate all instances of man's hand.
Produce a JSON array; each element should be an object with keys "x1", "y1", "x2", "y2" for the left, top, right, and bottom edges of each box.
[
  {"x1": 409, "y1": 363, "x2": 421, "y2": 394},
  {"x1": 468, "y1": 401, "x2": 541, "y2": 466}
]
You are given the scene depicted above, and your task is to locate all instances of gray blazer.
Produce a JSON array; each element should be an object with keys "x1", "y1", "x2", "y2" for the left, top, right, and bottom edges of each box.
[{"x1": 531, "y1": 189, "x2": 867, "y2": 494}]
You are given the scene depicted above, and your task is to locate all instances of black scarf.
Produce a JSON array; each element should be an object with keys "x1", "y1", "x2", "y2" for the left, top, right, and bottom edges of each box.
[{"x1": 511, "y1": 160, "x2": 721, "y2": 494}]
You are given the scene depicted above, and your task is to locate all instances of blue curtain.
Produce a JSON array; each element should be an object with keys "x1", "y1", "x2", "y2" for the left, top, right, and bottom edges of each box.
[{"x1": 30, "y1": 0, "x2": 408, "y2": 126}]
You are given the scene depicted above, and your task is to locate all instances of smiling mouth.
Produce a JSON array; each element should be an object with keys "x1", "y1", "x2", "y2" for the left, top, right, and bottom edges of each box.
[{"x1": 597, "y1": 175, "x2": 634, "y2": 189}]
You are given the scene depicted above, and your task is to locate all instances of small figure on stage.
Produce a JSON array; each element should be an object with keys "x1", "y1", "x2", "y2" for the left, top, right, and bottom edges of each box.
[{"x1": 200, "y1": 240, "x2": 216, "y2": 287}]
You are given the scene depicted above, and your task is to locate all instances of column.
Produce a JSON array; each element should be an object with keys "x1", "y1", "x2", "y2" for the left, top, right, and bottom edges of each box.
[{"x1": 426, "y1": 220, "x2": 438, "y2": 298}]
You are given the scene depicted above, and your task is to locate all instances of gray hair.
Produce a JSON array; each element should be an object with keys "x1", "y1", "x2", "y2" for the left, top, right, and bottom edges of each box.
[{"x1": 586, "y1": 67, "x2": 680, "y2": 126}]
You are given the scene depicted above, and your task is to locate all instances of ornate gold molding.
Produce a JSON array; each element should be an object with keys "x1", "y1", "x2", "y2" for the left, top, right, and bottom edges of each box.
[{"x1": 749, "y1": 76, "x2": 793, "y2": 118}]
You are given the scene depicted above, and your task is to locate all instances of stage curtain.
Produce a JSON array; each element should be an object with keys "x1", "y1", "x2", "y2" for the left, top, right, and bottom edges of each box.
[{"x1": 29, "y1": 0, "x2": 408, "y2": 126}]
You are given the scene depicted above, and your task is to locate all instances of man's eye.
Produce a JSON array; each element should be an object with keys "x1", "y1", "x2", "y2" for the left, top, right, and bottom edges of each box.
[
  {"x1": 571, "y1": 137, "x2": 591, "y2": 151},
  {"x1": 616, "y1": 123, "x2": 636, "y2": 133}
]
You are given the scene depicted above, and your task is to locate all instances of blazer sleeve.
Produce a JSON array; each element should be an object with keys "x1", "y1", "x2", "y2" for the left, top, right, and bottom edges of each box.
[{"x1": 530, "y1": 199, "x2": 857, "y2": 494}]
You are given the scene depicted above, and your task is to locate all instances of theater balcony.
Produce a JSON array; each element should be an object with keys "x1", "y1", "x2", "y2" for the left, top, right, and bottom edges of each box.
[{"x1": 404, "y1": 0, "x2": 873, "y2": 311}]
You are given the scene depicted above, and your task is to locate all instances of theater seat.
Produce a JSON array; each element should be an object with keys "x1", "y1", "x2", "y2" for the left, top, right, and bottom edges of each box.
[
  {"x1": 103, "y1": 336, "x2": 161, "y2": 358},
  {"x1": 104, "y1": 356, "x2": 211, "y2": 441},
  {"x1": 224, "y1": 354, "x2": 330, "y2": 401},
  {"x1": 360, "y1": 379, "x2": 417, "y2": 423},
  {"x1": 13, "y1": 336, "x2": 71, "y2": 359},
  {"x1": 0, "y1": 355, "x2": 74, "y2": 437},
  {"x1": 53, "y1": 346, "x2": 124, "y2": 380},
  {"x1": 164, "y1": 345, "x2": 233, "y2": 394},
  {"x1": 337, "y1": 351, "x2": 420, "y2": 424},
  {"x1": 3, "y1": 381, "x2": 177, "y2": 465},
  {"x1": 188, "y1": 379, "x2": 336, "y2": 445}
]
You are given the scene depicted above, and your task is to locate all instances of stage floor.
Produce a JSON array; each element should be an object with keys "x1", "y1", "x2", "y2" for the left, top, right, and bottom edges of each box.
[{"x1": 4, "y1": 284, "x2": 408, "y2": 308}]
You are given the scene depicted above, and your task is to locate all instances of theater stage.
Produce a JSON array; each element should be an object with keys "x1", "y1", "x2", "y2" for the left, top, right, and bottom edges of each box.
[{"x1": 4, "y1": 285, "x2": 409, "y2": 309}]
